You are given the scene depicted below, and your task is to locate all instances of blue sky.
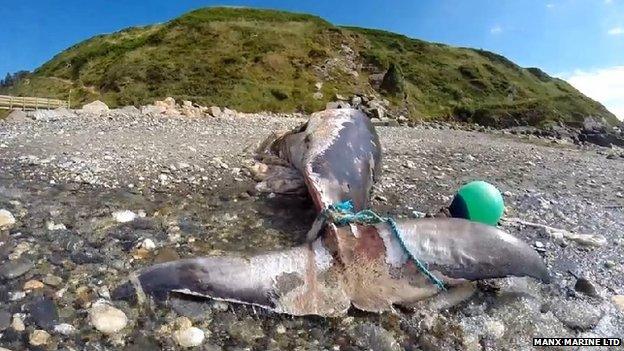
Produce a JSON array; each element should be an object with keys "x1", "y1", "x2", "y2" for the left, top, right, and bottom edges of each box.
[{"x1": 1, "y1": 0, "x2": 623, "y2": 118}]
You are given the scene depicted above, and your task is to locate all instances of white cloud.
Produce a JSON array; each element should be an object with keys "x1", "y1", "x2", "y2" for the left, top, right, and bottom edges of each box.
[
  {"x1": 605, "y1": 0, "x2": 613, "y2": 4},
  {"x1": 546, "y1": 3, "x2": 555, "y2": 8},
  {"x1": 608, "y1": 27, "x2": 624, "y2": 35},
  {"x1": 561, "y1": 66, "x2": 624, "y2": 120},
  {"x1": 490, "y1": 25, "x2": 503, "y2": 34}
]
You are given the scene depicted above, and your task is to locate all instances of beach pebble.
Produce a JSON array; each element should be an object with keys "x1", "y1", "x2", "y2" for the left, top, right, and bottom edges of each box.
[
  {"x1": 29, "y1": 329, "x2": 51, "y2": 346},
  {"x1": 174, "y1": 326, "x2": 205, "y2": 348},
  {"x1": 112, "y1": 210, "x2": 137, "y2": 223},
  {"x1": 54, "y1": 323, "x2": 77, "y2": 335},
  {"x1": 89, "y1": 301, "x2": 128, "y2": 334},
  {"x1": 0, "y1": 209, "x2": 16, "y2": 229},
  {"x1": 140, "y1": 238, "x2": 156, "y2": 251},
  {"x1": 11, "y1": 314, "x2": 25, "y2": 331},
  {"x1": 24, "y1": 279, "x2": 45, "y2": 290}
]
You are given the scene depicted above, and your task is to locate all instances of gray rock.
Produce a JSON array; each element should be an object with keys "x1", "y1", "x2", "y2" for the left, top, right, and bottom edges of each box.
[
  {"x1": 0, "y1": 309, "x2": 10, "y2": 331},
  {"x1": 0, "y1": 258, "x2": 33, "y2": 279},
  {"x1": 551, "y1": 300, "x2": 603, "y2": 330},
  {"x1": 227, "y1": 317, "x2": 264, "y2": 344},
  {"x1": 170, "y1": 297, "x2": 213, "y2": 322},
  {"x1": 27, "y1": 296, "x2": 59, "y2": 330},
  {"x1": 29, "y1": 109, "x2": 64, "y2": 121},
  {"x1": 116, "y1": 105, "x2": 140, "y2": 115},
  {"x1": 81, "y1": 100, "x2": 109, "y2": 115},
  {"x1": 2, "y1": 110, "x2": 30, "y2": 123},
  {"x1": 575, "y1": 277, "x2": 599, "y2": 297},
  {"x1": 348, "y1": 323, "x2": 401, "y2": 351}
]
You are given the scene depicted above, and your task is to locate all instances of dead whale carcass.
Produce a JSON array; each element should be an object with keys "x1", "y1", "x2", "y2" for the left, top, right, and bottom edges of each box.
[
  {"x1": 113, "y1": 108, "x2": 550, "y2": 316},
  {"x1": 252, "y1": 108, "x2": 381, "y2": 213},
  {"x1": 114, "y1": 218, "x2": 549, "y2": 316}
]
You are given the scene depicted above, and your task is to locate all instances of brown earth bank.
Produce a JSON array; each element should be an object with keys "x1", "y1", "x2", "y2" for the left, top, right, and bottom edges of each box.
[{"x1": 0, "y1": 109, "x2": 623, "y2": 350}]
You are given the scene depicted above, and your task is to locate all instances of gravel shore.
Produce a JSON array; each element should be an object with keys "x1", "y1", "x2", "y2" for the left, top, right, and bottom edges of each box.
[{"x1": 0, "y1": 111, "x2": 623, "y2": 350}]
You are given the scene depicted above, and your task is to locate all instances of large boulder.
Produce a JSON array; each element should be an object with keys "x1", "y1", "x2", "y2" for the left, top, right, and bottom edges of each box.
[
  {"x1": 29, "y1": 109, "x2": 71, "y2": 121},
  {"x1": 380, "y1": 63, "x2": 405, "y2": 95},
  {"x1": 209, "y1": 106, "x2": 222, "y2": 118},
  {"x1": 180, "y1": 101, "x2": 205, "y2": 118},
  {"x1": 2, "y1": 109, "x2": 30, "y2": 123},
  {"x1": 154, "y1": 97, "x2": 181, "y2": 116},
  {"x1": 579, "y1": 116, "x2": 624, "y2": 147},
  {"x1": 81, "y1": 100, "x2": 109, "y2": 115},
  {"x1": 582, "y1": 117, "x2": 607, "y2": 133},
  {"x1": 141, "y1": 104, "x2": 167, "y2": 116}
]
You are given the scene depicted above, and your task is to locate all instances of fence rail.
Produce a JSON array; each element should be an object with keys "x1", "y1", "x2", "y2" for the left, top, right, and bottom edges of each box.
[{"x1": 0, "y1": 95, "x2": 69, "y2": 111}]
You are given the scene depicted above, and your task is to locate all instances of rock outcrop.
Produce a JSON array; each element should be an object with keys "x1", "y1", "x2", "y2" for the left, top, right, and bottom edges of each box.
[{"x1": 81, "y1": 100, "x2": 109, "y2": 115}]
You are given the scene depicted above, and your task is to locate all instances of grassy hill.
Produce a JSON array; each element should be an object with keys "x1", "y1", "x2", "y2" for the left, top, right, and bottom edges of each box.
[{"x1": 1, "y1": 7, "x2": 618, "y2": 127}]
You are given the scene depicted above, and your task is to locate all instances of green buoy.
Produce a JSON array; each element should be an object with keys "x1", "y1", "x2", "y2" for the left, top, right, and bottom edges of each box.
[{"x1": 449, "y1": 181, "x2": 504, "y2": 226}]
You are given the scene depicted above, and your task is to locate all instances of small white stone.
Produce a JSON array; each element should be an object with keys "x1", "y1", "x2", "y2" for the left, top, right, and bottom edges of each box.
[
  {"x1": 112, "y1": 210, "x2": 137, "y2": 223},
  {"x1": 46, "y1": 221, "x2": 67, "y2": 231},
  {"x1": 276, "y1": 324, "x2": 286, "y2": 334},
  {"x1": 9, "y1": 291, "x2": 26, "y2": 301},
  {"x1": 174, "y1": 327, "x2": 205, "y2": 348},
  {"x1": 0, "y1": 209, "x2": 16, "y2": 229},
  {"x1": 140, "y1": 238, "x2": 156, "y2": 251},
  {"x1": 54, "y1": 323, "x2": 77, "y2": 335},
  {"x1": 89, "y1": 301, "x2": 128, "y2": 334},
  {"x1": 484, "y1": 319, "x2": 505, "y2": 339}
]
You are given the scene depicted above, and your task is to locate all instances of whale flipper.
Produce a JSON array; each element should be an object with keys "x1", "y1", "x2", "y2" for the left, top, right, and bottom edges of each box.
[{"x1": 388, "y1": 218, "x2": 550, "y2": 283}]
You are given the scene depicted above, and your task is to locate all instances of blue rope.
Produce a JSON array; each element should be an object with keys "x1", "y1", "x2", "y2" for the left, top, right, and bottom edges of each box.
[{"x1": 322, "y1": 200, "x2": 446, "y2": 290}]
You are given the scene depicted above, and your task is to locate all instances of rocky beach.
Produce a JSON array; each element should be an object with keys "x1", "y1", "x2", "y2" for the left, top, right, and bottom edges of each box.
[{"x1": 0, "y1": 104, "x2": 623, "y2": 351}]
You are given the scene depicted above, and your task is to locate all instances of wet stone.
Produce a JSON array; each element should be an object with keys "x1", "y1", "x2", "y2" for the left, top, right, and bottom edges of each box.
[
  {"x1": 29, "y1": 329, "x2": 50, "y2": 346},
  {"x1": 174, "y1": 326, "x2": 205, "y2": 348},
  {"x1": 125, "y1": 333, "x2": 161, "y2": 351},
  {"x1": 70, "y1": 248, "x2": 104, "y2": 264},
  {"x1": 0, "y1": 309, "x2": 10, "y2": 331},
  {"x1": 227, "y1": 317, "x2": 264, "y2": 344},
  {"x1": 89, "y1": 301, "x2": 128, "y2": 335},
  {"x1": 348, "y1": 323, "x2": 401, "y2": 351},
  {"x1": 170, "y1": 296, "x2": 213, "y2": 322},
  {"x1": 0, "y1": 258, "x2": 33, "y2": 279},
  {"x1": 574, "y1": 277, "x2": 599, "y2": 297},
  {"x1": 43, "y1": 275, "x2": 63, "y2": 287},
  {"x1": 27, "y1": 295, "x2": 59, "y2": 330},
  {"x1": 153, "y1": 247, "x2": 180, "y2": 264}
]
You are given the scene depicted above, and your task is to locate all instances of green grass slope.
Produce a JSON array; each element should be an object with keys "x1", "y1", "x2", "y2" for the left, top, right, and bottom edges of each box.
[{"x1": 2, "y1": 7, "x2": 618, "y2": 127}]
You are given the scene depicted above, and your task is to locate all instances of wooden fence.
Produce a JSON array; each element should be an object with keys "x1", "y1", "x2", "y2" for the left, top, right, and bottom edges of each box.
[{"x1": 0, "y1": 95, "x2": 69, "y2": 111}]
